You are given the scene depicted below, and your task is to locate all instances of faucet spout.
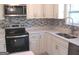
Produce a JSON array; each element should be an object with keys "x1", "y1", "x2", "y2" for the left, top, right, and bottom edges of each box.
[{"x1": 64, "y1": 17, "x2": 74, "y2": 35}]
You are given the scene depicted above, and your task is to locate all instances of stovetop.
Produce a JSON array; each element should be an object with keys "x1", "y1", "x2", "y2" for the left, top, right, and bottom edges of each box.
[{"x1": 5, "y1": 28, "x2": 29, "y2": 36}]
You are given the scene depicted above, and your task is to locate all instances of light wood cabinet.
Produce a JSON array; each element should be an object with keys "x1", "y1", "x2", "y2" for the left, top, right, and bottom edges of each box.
[
  {"x1": 43, "y1": 4, "x2": 58, "y2": 18},
  {"x1": 52, "y1": 35, "x2": 69, "y2": 55},
  {"x1": 27, "y1": 4, "x2": 58, "y2": 19},
  {"x1": 45, "y1": 33, "x2": 54, "y2": 55},
  {"x1": 29, "y1": 33, "x2": 41, "y2": 55},
  {"x1": 39, "y1": 33, "x2": 47, "y2": 54},
  {"x1": 29, "y1": 32, "x2": 69, "y2": 55},
  {"x1": 0, "y1": 4, "x2": 4, "y2": 19},
  {"x1": 45, "y1": 32, "x2": 69, "y2": 55},
  {"x1": 29, "y1": 32, "x2": 47, "y2": 55},
  {"x1": 27, "y1": 4, "x2": 43, "y2": 19}
]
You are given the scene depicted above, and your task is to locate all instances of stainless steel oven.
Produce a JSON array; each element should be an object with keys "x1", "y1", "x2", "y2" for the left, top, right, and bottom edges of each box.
[{"x1": 5, "y1": 28, "x2": 29, "y2": 53}]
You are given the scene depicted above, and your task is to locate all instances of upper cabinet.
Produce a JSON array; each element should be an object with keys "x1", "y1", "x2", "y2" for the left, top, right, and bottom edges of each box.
[
  {"x1": 27, "y1": 4, "x2": 43, "y2": 19},
  {"x1": 27, "y1": 4, "x2": 58, "y2": 19},
  {"x1": 43, "y1": 4, "x2": 58, "y2": 18},
  {"x1": 0, "y1": 4, "x2": 4, "y2": 19}
]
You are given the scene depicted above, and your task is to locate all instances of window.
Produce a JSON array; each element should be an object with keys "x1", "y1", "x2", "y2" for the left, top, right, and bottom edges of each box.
[{"x1": 66, "y1": 4, "x2": 79, "y2": 26}]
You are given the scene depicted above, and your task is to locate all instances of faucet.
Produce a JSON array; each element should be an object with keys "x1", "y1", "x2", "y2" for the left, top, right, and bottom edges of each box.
[{"x1": 64, "y1": 17, "x2": 75, "y2": 35}]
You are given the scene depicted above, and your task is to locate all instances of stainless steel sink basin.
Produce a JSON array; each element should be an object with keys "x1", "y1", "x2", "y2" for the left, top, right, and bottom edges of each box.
[{"x1": 56, "y1": 33, "x2": 77, "y2": 39}]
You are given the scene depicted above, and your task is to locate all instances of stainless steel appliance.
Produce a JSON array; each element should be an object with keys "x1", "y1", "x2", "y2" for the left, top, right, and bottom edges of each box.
[
  {"x1": 5, "y1": 28, "x2": 29, "y2": 53},
  {"x1": 68, "y1": 43, "x2": 79, "y2": 55},
  {"x1": 4, "y1": 4, "x2": 26, "y2": 16}
]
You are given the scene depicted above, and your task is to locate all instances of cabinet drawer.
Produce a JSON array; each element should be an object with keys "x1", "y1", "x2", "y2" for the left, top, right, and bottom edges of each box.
[
  {"x1": 0, "y1": 44, "x2": 6, "y2": 52},
  {"x1": 55, "y1": 38, "x2": 69, "y2": 48}
]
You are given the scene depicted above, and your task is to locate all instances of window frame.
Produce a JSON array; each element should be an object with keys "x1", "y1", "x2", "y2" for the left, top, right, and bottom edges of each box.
[{"x1": 66, "y1": 4, "x2": 79, "y2": 26}]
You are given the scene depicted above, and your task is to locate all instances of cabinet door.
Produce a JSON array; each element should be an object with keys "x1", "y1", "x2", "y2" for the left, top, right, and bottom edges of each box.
[
  {"x1": 53, "y1": 36, "x2": 68, "y2": 55},
  {"x1": 27, "y1": 4, "x2": 43, "y2": 19},
  {"x1": 54, "y1": 41, "x2": 68, "y2": 55},
  {"x1": 29, "y1": 33, "x2": 41, "y2": 55},
  {"x1": 39, "y1": 33, "x2": 47, "y2": 54},
  {"x1": 44, "y1": 4, "x2": 58, "y2": 18},
  {"x1": 45, "y1": 33, "x2": 54, "y2": 55},
  {"x1": 27, "y1": 4, "x2": 34, "y2": 19},
  {"x1": 27, "y1": 4, "x2": 58, "y2": 19},
  {"x1": 0, "y1": 4, "x2": 4, "y2": 19}
]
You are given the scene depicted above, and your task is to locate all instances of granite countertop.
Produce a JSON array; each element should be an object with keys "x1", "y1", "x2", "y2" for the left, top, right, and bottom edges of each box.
[{"x1": 25, "y1": 27, "x2": 79, "y2": 46}]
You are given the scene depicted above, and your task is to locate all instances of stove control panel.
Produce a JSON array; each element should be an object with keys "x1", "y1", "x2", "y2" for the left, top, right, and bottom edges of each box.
[{"x1": 5, "y1": 24, "x2": 25, "y2": 28}]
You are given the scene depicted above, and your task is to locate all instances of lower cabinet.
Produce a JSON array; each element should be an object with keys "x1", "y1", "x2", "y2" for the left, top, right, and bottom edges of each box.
[
  {"x1": 45, "y1": 33, "x2": 54, "y2": 55},
  {"x1": 39, "y1": 33, "x2": 47, "y2": 54},
  {"x1": 29, "y1": 32, "x2": 69, "y2": 55},
  {"x1": 29, "y1": 32, "x2": 47, "y2": 55},
  {"x1": 52, "y1": 35, "x2": 69, "y2": 55},
  {"x1": 43, "y1": 32, "x2": 69, "y2": 55},
  {"x1": 29, "y1": 33, "x2": 41, "y2": 55}
]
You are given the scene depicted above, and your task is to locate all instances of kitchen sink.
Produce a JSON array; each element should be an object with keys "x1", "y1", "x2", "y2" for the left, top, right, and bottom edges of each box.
[{"x1": 56, "y1": 33, "x2": 77, "y2": 39}]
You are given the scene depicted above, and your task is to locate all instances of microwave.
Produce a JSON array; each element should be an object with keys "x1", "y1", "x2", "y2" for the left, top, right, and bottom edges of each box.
[{"x1": 4, "y1": 5, "x2": 26, "y2": 16}]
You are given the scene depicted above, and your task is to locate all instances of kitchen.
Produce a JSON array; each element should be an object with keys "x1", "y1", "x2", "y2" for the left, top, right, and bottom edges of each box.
[{"x1": 0, "y1": 4, "x2": 79, "y2": 55}]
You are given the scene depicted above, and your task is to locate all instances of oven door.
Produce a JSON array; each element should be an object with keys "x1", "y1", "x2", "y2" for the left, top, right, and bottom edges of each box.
[{"x1": 6, "y1": 35, "x2": 29, "y2": 53}]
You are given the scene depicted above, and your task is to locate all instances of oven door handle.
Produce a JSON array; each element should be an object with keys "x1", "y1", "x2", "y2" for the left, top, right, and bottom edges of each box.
[{"x1": 6, "y1": 35, "x2": 28, "y2": 38}]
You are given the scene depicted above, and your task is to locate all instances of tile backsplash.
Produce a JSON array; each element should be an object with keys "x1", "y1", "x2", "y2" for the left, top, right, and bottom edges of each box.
[
  {"x1": 1, "y1": 16, "x2": 79, "y2": 36},
  {"x1": 0, "y1": 16, "x2": 65, "y2": 28}
]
